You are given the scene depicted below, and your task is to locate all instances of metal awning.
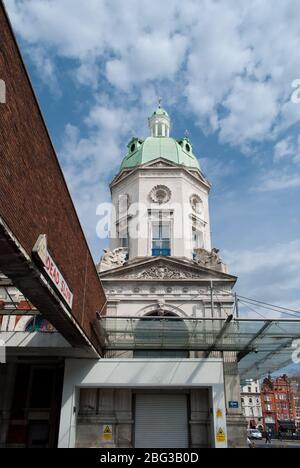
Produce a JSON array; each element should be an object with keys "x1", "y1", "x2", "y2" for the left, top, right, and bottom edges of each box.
[{"x1": 97, "y1": 316, "x2": 300, "y2": 379}]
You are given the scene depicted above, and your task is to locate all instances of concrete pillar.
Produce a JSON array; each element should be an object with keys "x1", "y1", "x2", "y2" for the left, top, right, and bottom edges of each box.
[
  {"x1": 115, "y1": 390, "x2": 132, "y2": 448},
  {"x1": 190, "y1": 389, "x2": 211, "y2": 448}
]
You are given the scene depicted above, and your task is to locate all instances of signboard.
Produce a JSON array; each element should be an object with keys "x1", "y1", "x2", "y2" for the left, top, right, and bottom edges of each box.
[
  {"x1": 33, "y1": 235, "x2": 73, "y2": 309},
  {"x1": 102, "y1": 425, "x2": 113, "y2": 441},
  {"x1": 216, "y1": 428, "x2": 226, "y2": 443},
  {"x1": 216, "y1": 408, "x2": 223, "y2": 418},
  {"x1": 229, "y1": 401, "x2": 239, "y2": 409}
]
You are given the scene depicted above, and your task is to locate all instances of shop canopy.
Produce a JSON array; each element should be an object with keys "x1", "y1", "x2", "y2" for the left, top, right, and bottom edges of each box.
[{"x1": 97, "y1": 315, "x2": 300, "y2": 380}]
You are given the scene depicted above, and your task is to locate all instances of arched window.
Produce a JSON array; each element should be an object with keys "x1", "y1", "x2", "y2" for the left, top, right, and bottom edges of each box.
[{"x1": 133, "y1": 311, "x2": 189, "y2": 358}]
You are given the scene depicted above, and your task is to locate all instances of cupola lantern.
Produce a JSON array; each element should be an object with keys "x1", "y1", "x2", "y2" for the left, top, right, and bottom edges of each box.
[{"x1": 148, "y1": 98, "x2": 171, "y2": 137}]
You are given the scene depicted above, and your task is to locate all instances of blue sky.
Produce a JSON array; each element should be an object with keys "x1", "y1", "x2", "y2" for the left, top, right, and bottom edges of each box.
[{"x1": 4, "y1": 0, "x2": 300, "y2": 320}]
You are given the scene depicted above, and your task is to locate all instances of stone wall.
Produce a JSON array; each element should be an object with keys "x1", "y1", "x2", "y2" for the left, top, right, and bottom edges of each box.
[{"x1": 76, "y1": 388, "x2": 212, "y2": 448}]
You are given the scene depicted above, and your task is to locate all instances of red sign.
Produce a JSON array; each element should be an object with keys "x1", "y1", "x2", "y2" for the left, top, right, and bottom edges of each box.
[
  {"x1": 33, "y1": 235, "x2": 73, "y2": 309},
  {"x1": 44, "y1": 252, "x2": 73, "y2": 309}
]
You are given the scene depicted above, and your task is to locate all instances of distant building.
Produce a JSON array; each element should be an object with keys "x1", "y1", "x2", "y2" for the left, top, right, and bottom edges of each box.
[
  {"x1": 241, "y1": 380, "x2": 263, "y2": 430},
  {"x1": 290, "y1": 375, "x2": 300, "y2": 431},
  {"x1": 261, "y1": 375, "x2": 296, "y2": 434}
]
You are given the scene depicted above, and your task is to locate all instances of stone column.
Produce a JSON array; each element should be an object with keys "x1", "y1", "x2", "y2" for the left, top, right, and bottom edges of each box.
[{"x1": 223, "y1": 354, "x2": 247, "y2": 448}]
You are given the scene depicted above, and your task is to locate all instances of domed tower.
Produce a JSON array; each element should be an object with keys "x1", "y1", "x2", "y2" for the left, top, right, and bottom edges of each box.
[
  {"x1": 97, "y1": 105, "x2": 245, "y2": 449},
  {"x1": 108, "y1": 104, "x2": 213, "y2": 262}
]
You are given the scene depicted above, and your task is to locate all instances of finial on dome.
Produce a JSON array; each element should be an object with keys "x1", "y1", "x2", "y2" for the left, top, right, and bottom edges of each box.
[{"x1": 158, "y1": 96, "x2": 162, "y2": 108}]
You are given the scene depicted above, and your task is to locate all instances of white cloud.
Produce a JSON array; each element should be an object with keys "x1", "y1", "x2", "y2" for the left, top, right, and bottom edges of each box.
[
  {"x1": 5, "y1": 0, "x2": 300, "y2": 150},
  {"x1": 59, "y1": 100, "x2": 150, "y2": 256},
  {"x1": 274, "y1": 134, "x2": 300, "y2": 164},
  {"x1": 274, "y1": 137, "x2": 295, "y2": 161},
  {"x1": 224, "y1": 240, "x2": 300, "y2": 312},
  {"x1": 106, "y1": 34, "x2": 188, "y2": 91},
  {"x1": 5, "y1": 0, "x2": 300, "y2": 263},
  {"x1": 254, "y1": 168, "x2": 300, "y2": 192},
  {"x1": 219, "y1": 79, "x2": 279, "y2": 146}
]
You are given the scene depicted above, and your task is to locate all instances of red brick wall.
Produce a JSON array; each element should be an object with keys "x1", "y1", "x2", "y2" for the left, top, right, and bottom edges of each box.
[
  {"x1": 261, "y1": 376, "x2": 297, "y2": 432},
  {"x1": 0, "y1": 3, "x2": 106, "y2": 347}
]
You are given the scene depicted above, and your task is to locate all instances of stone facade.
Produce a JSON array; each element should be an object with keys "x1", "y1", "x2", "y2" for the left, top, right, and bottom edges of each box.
[
  {"x1": 94, "y1": 105, "x2": 248, "y2": 448},
  {"x1": 77, "y1": 388, "x2": 212, "y2": 448},
  {"x1": 241, "y1": 379, "x2": 263, "y2": 429},
  {"x1": 109, "y1": 163, "x2": 212, "y2": 260}
]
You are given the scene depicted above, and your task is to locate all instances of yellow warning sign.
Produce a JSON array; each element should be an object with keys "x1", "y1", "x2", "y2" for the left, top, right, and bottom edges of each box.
[
  {"x1": 216, "y1": 427, "x2": 226, "y2": 443},
  {"x1": 102, "y1": 425, "x2": 113, "y2": 441},
  {"x1": 216, "y1": 409, "x2": 223, "y2": 418}
]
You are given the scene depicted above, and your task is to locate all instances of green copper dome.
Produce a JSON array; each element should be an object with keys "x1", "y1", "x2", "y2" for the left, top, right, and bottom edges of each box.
[
  {"x1": 120, "y1": 136, "x2": 201, "y2": 172},
  {"x1": 120, "y1": 104, "x2": 201, "y2": 172},
  {"x1": 150, "y1": 106, "x2": 169, "y2": 117}
]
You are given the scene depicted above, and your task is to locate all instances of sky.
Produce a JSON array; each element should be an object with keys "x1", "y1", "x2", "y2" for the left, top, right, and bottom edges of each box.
[{"x1": 3, "y1": 0, "x2": 300, "y2": 322}]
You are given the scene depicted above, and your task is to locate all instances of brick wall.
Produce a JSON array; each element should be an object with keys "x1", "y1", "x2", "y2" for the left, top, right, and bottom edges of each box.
[{"x1": 0, "y1": 2, "x2": 106, "y2": 349}]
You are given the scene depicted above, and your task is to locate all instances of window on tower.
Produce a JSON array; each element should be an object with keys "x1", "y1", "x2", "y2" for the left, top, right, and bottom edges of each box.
[
  {"x1": 157, "y1": 123, "x2": 163, "y2": 137},
  {"x1": 152, "y1": 216, "x2": 171, "y2": 257},
  {"x1": 118, "y1": 225, "x2": 129, "y2": 249},
  {"x1": 192, "y1": 227, "x2": 204, "y2": 253}
]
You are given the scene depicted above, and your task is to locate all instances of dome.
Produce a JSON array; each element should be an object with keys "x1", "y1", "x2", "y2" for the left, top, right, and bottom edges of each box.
[
  {"x1": 120, "y1": 136, "x2": 201, "y2": 172},
  {"x1": 151, "y1": 107, "x2": 169, "y2": 117}
]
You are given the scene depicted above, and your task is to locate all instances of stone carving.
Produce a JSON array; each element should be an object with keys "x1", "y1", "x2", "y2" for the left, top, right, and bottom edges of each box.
[
  {"x1": 149, "y1": 185, "x2": 171, "y2": 205},
  {"x1": 98, "y1": 248, "x2": 128, "y2": 272},
  {"x1": 190, "y1": 194, "x2": 203, "y2": 214},
  {"x1": 194, "y1": 248, "x2": 228, "y2": 273},
  {"x1": 157, "y1": 300, "x2": 165, "y2": 313},
  {"x1": 135, "y1": 265, "x2": 200, "y2": 280}
]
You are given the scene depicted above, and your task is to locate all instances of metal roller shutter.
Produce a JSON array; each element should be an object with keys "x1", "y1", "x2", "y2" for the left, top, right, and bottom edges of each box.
[{"x1": 134, "y1": 394, "x2": 189, "y2": 448}]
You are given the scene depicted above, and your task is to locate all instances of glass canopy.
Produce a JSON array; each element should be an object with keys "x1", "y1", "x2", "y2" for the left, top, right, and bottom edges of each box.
[{"x1": 97, "y1": 316, "x2": 300, "y2": 380}]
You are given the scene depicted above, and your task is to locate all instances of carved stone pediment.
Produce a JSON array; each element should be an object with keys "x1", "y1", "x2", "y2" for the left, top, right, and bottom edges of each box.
[
  {"x1": 99, "y1": 257, "x2": 236, "y2": 282},
  {"x1": 127, "y1": 265, "x2": 201, "y2": 280}
]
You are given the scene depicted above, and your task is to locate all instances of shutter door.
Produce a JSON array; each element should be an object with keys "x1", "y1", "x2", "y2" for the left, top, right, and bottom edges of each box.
[{"x1": 134, "y1": 394, "x2": 189, "y2": 448}]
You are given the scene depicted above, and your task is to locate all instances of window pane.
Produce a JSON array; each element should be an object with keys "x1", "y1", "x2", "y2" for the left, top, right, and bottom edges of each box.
[
  {"x1": 162, "y1": 240, "x2": 171, "y2": 249},
  {"x1": 192, "y1": 229, "x2": 204, "y2": 249},
  {"x1": 161, "y1": 223, "x2": 170, "y2": 239},
  {"x1": 152, "y1": 223, "x2": 160, "y2": 239},
  {"x1": 157, "y1": 124, "x2": 163, "y2": 136},
  {"x1": 153, "y1": 240, "x2": 162, "y2": 249}
]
